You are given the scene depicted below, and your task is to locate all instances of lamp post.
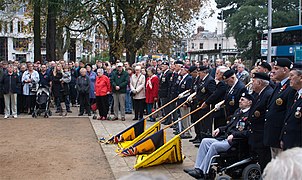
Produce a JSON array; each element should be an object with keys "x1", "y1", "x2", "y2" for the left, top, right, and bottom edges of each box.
[{"x1": 267, "y1": 0, "x2": 272, "y2": 63}]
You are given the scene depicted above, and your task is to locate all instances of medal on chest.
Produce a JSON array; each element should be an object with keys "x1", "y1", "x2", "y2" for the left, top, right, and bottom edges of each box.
[
  {"x1": 201, "y1": 87, "x2": 206, "y2": 93},
  {"x1": 236, "y1": 117, "x2": 248, "y2": 131},
  {"x1": 276, "y1": 98, "x2": 283, "y2": 106},
  {"x1": 295, "y1": 107, "x2": 302, "y2": 119},
  {"x1": 229, "y1": 96, "x2": 235, "y2": 106},
  {"x1": 254, "y1": 110, "x2": 260, "y2": 117}
]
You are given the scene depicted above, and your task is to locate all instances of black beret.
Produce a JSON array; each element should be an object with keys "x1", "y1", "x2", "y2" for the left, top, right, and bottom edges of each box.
[
  {"x1": 273, "y1": 58, "x2": 293, "y2": 69},
  {"x1": 174, "y1": 60, "x2": 184, "y2": 65},
  {"x1": 162, "y1": 62, "x2": 169, "y2": 66},
  {"x1": 197, "y1": 66, "x2": 209, "y2": 71},
  {"x1": 241, "y1": 92, "x2": 254, "y2": 101},
  {"x1": 258, "y1": 61, "x2": 272, "y2": 71},
  {"x1": 252, "y1": 72, "x2": 270, "y2": 81},
  {"x1": 188, "y1": 66, "x2": 197, "y2": 73},
  {"x1": 222, "y1": 70, "x2": 235, "y2": 80},
  {"x1": 292, "y1": 62, "x2": 302, "y2": 70}
]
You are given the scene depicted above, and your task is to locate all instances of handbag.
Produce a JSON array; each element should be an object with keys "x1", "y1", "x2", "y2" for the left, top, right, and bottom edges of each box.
[{"x1": 130, "y1": 74, "x2": 142, "y2": 97}]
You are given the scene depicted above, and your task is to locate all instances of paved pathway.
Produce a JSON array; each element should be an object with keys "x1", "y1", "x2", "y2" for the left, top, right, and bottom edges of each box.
[{"x1": 3, "y1": 106, "x2": 197, "y2": 180}]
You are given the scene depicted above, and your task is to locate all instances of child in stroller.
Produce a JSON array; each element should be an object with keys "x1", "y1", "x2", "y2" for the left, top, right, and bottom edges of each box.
[{"x1": 32, "y1": 86, "x2": 52, "y2": 118}]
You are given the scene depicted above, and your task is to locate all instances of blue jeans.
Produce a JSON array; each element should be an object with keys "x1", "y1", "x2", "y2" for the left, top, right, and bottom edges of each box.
[
  {"x1": 146, "y1": 103, "x2": 155, "y2": 121},
  {"x1": 125, "y1": 89, "x2": 132, "y2": 113}
]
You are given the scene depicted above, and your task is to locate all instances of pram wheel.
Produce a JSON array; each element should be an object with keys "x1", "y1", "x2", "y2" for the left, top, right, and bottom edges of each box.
[
  {"x1": 217, "y1": 175, "x2": 231, "y2": 180},
  {"x1": 32, "y1": 113, "x2": 37, "y2": 118},
  {"x1": 44, "y1": 113, "x2": 49, "y2": 118},
  {"x1": 93, "y1": 115, "x2": 97, "y2": 119},
  {"x1": 242, "y1": 164, "x2": 261, "y2": 180}
]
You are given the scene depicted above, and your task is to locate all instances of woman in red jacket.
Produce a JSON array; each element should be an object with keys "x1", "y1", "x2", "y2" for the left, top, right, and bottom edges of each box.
[
  {"x1": 95, "y1": 68, "x2": 111, "y2": 120},
  {"x1": 145, "y1": 67, "x2": 159, "y2": 122}
]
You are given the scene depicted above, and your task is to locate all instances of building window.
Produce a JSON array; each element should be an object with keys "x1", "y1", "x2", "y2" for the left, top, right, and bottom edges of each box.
[
  {"x1": 199, "y1": 43, "x2": 203, "y2": 49},
  {"x1": 16, "y1": 54, "x2": 26, "y2": 62},
  {"x1": 214, "y1": 43, "x2": 217, "y2": 49},
  {"x1": 191, "y1": 43, "x2": 195, "y2": 49},
  {"x1": 10, "y1": 21, "x2": 13, "y2": 33},
  {"x1": 13, "y1": 38, "x2": 29, "y2": 51},
  {"x1": 219, "y1": 44, "x2": 222, "y2": 49},
  {"x1": 95, "y1": 42, "x2": 99, "y2": 49},
  {"x1": 18, "y1": 21, "x2": 24, "y2": 33}
]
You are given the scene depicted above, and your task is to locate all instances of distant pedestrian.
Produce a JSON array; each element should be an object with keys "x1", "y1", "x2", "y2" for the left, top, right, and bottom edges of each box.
[
  {"x1": 95, "y1": 68, "x2": 111, "y2": 120},
  {"x1": 145, "y1": 67, "x2": 159, "y2": 122},
  {"x1": 76, "y1": 68, "x2": 91, "y2": 116}
]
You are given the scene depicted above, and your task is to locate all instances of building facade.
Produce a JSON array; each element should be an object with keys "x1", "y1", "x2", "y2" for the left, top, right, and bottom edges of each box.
[{"x1": 187, "y1": 25, "x2": 238, "y2": 62}]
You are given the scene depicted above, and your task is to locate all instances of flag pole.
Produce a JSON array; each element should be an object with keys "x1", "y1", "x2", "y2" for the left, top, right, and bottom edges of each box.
[
  {"x1": 157, "y1": 92, "x2": 195, "y2": 124},
  {"x1": 163, "y1": 104, "x2": 204, "y2": 130},
  {"x1": 178, "y1": 100, "x2": 225, "y2": 136},
  {"x1": 144, "y1": 89, "x2": 190, "y2": 120}
]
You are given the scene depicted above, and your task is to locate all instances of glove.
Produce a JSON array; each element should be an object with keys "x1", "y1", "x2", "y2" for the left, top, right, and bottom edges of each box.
[
  {"x1": 186, "y1": 92, "x2": 196, "y2": 101},
  {"x1": 214, "y1": 100, "x2": 225, "y2": 110},
  {"x1": 178, "y1": 91, "x2": 187, "y2": 98}
]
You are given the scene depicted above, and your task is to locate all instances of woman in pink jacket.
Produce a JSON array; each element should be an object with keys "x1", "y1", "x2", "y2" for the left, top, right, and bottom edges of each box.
[
  {"x1": 94, "y1": 68, "x2": 111, "y2": 120},
  {"x1": 145, "y1": 67, "x2": 159, "y2": 122}
]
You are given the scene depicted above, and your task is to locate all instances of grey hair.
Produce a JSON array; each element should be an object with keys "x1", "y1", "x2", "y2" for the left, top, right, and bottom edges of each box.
[
  {"x1": 256, "y1": 79, "x2": 269, "y2": 86},
  {"x1": 97, "y1": 68, "x2": 104, "y2": 75},
  {"x1": 217, "y1": 66, "x2": 229, "y2": 73},
  {"x1": 237, "y1": 63, "x2": 245, "y2": 68},
  {"x1": 263, "y1": 147, "x2": 302, "y2": 180}
]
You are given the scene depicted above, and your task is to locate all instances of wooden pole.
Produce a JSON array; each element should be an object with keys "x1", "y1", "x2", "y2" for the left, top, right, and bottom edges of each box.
[
  {"x1": 164, "y1": 105, "x2": 204, "y2": 130},
  {"x1": 179, "y1": 108, "x2": 217, "y2": 136},
  {"x1": 144, "y1": 90, "x2": 190, "y2": 120}
]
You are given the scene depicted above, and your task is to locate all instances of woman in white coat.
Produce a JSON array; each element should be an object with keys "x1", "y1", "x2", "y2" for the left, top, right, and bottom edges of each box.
[
  {"x1": 130, "y1": 66, "x2": 146, "y2": 120},
  {"x1": 21, "y1": 63, "x2": 40, "y2": 114}
]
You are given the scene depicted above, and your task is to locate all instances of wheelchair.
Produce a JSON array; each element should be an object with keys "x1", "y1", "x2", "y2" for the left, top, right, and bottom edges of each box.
[{"x1": 205, "y1": 138, "x2": 262, "y2": 180}]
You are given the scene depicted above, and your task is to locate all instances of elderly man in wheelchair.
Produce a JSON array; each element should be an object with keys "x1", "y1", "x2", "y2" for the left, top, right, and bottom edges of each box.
[{"x1": 184, "y1": 93, "x2": 260, "y2": 179}]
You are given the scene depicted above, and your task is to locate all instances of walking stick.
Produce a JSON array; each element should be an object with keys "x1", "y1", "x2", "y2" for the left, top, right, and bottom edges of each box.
[
  {"x1": 178, "y1": 100, "x2": 225, "y2": 136},
  {"x1": 144, "y1": 89, "x2": 190, "y2": 120}
]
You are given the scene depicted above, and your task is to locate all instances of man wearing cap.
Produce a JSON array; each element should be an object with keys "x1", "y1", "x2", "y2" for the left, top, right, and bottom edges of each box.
[
  {"x1": 177, "y1": 66, "x2": 193, "y2": 139},
  {"x1": 218, "y1": 70, "x2": 247, "y2": 120},
  {"x1": 110, "y1": 62, "x2": 129, "y2": 121},
  {"x1": 248, "y1": 72, "x2": 273, "y2": 171},
  {"x1": 168, "y1": 60, "x2": 183, "y2": 125},
  {"x1": 184, "y1": 93, "x2": 253, "y2": 179},
  {"x1": 280, "y1": 62, "x2": 302, "y2": 150},
  {"x1": 264, "y1": 58, "x2": 293, "y2": 158},
  {"x1": 158, "y1": 62, "x2": 172, "y2": 125},
  {"x1": 189, "y1": 66, "x2": 216, "y2": 143},
  {"x1": 257, "y1": 61, "x2": 275, "y2": 89}
]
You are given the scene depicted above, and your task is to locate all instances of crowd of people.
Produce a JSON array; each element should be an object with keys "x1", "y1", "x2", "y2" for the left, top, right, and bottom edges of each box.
[{"x1": 0, "y1": 57, "x2": 301, "y2": 178}]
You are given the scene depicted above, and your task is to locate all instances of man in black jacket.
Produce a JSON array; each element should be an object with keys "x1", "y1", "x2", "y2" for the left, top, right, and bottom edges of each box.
[
  {"x1": 159, "y1": 62, "x2": 172, "y2": 125},
  {"x1": 263, "y1": 58, "x2": 293, "y2": 158},
  {"x1": 220, "y1": 69, "x2": 247, "y2": 120},
  {"x1": 2, "y1": 64, "x2": 19, "y2": 118},
  {"x1": 248, "y1": 72, "x2": 273, "y2": 171},
  {"x1": 184, "y1": 93, "x2": 253, "y2": 179},
  {"x1": 280, "y1": 63, "x2": 302, "y2": 150},
  {"x1": 188, "y1": 66, "x2": 216, "y2": 143}
]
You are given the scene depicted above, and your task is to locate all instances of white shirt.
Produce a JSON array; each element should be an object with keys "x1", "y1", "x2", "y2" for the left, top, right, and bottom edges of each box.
[
  {"x1": 179, "y1": 73, "x2": 188, "y2": 85},
  {"x1": 228, "y1": 78, "x2": 239, "y2": 94}
]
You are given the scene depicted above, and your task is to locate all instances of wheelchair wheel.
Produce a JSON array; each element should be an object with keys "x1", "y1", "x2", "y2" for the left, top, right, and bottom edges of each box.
[{"x1": 242, "y1": 164, "x2": 262, "y2": 180}]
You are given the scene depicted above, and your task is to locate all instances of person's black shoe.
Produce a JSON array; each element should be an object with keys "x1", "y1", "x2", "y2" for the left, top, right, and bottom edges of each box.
[
  {"x1": 183, "y1": 168, "x2": 196, "y2": 174},
  {"x1": 195, "y1": 143, "x2": 200, "y2": 148},
  {"x1": 189, "y1": 136, "x2": 198, "y2": 142},
  {"x1": 133, "y1": 118, "x2": 138, "y2": 120},
  {"x1": 67, "y1": 110, "x2": 72, "y2": 113},
  {"x1": 180, "y1": 135, "x2": 192, "y2": 139},
  {"x1": 192, "y1": 139, "x2": 201, "y2": 144},
  {"x1": 78, "y1": 113, "x2": 83, "y2": 116},
  {"x1": 55, "y1": 110, "x2": 60, "y2": 113},
  {"x1": 88, "y1": 113, "x2": 92, "y2": 116},
  {"x1": 188, "y1": 169, "x2": 204, "y2": 179}
]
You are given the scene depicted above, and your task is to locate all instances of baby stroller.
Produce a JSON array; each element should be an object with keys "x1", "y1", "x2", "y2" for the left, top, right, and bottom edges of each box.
[{"x1": 32, "y1": 86, "x2": 52, "y2": 118}]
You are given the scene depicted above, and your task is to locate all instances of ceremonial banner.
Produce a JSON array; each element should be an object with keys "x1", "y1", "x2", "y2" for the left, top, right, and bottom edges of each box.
[
  {"x1": 105, "y1": 119, "x2": 146, "y2": 144},
  {"x1": 120, "y1": 129, "x2": 166, "y2": 156},
  {"x1": 134, "y1": 135, "x2": 183, "y2": 169},
  {"x1": 117, "y1": 121, "x2": 161, "y2": 149}
]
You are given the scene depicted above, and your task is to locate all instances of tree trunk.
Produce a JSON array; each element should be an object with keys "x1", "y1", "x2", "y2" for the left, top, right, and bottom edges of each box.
[
  {"x1": 251, "y1": 18, "x2": 257, "y2": 64},
  {"x1": 33, "y1": 0, "x2": 41, "y2": 63},
  {"x1": 46, "y1": 0, "x2": 57, "y2": 61},
  {"x1": 126, "y1": 49, "x2": 136, "y2": 65}
]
